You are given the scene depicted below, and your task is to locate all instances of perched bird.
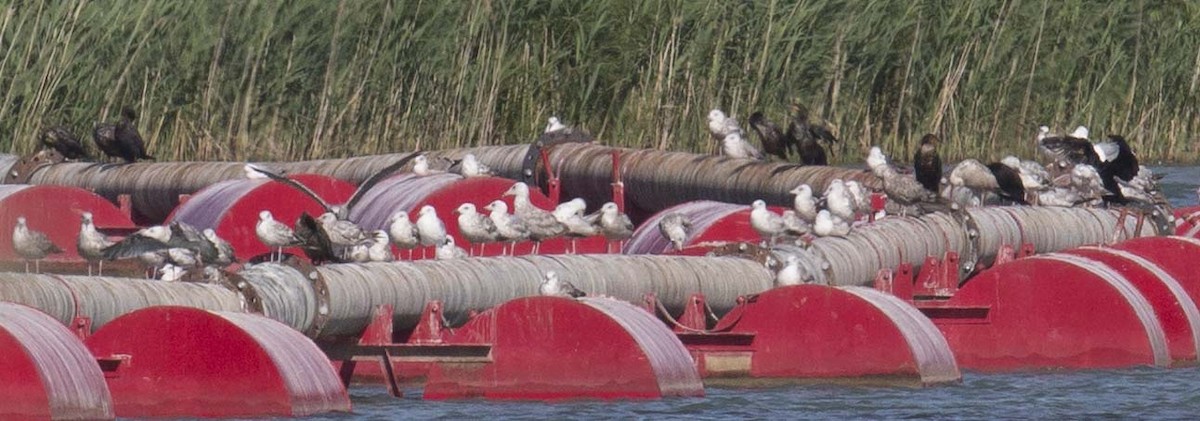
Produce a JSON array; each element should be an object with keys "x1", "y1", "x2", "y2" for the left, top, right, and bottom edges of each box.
[
  {"x1": 545, "y1": 116, "x2": 567, "y2": 133},
  {"x1": 749, "y1": 200, "x2": 785, "y2": 246},
  {"x1": 539, "y1": 271, "x2": 586, "y2": 298},
  {"x1": 1037, "y1": 128, "x2": 1140, "y2": 198},
  {"x1": 658, "y1": 212, "x2": 692, "y2": 251},
  {"x1": 813, "y1": 209, "x2": 851, "y2": 238},
  {"x1": 13, "y1": 216, "x2": 62, "y2": 273},
  {"x1": 91, "y1": 122, "x2": 121, "y2": 162},
  {"x1": 100, "y1": 225, "x2": 187, "y2": 276},
  {"x1": 412, "y1": 155, "x2": 440, "y2": 176},
  {"x1": 350, "y1": 230, "x2": 393, "y2": 263},
  {"x1": 40, "y1": 126, "x2": 89, "y2": 160},
  {"x1": 416, "y1": 205, "x2": 448, "y2": 256},
  {"x1": 1000, "y1": 155, "x2": 1051, "y2": 198},
  {"x1": 790, "y1": 184, "x2": 819, "y2": 223},
  {"x1": 822, "y1": 179, "x2": 856, "y2": 221},
  {"x1": 455, "y1": 203, "x2": 498, "y2": 255},
  {"x1": 780, "y1": 210, "x2": 810, "y2": 238},
  {"x1": 318, "y1": 212, "x2": 369, "y2": 259},
  {"x1": 594, "y1": 202, "x2": 635, "y2": 253},
  {"x1": 292, "y1": 212, "x2": 341, "y2": 264},
  {"x1": 913, "y1": 134, "x2": 942, "y2": 193},
  {"x1": 457, "y1": 153, "x2": 493, "y2": 178},
  {"x1": 775, "y1": 255, "x2": 804, "y2": 287},
  {"x1": 112, "y1": 107, "x2": 154, "y2": 164},
  {"x1": 706, "y1": 109, "x2": 742, "y2": 141},
  {"x1": 244, "y1": 151, "x2": 420, "y2": 220},
  {"x1": 787, "y1": 102, "x2": 835, "y2": 166},
  {"x1": 77, "y1": 212, "x2": 114, "y2": 276},
  {"x1": 722, "y1": 132, "x2": 764, "y2": 160},
  {"x1": 158, "y1": 264, "x2": 188, "y2": 282},
  {"x1": 255, "y1": 210, "x2": 298, "y2": 261},
  {"x1": 202, "y1": 228, "x2": 237, "y2": 267},
  {"x1": 748, "y1": 112, "x2": 788, "y2": 160},
  {"x1": 1036, "y1": 125, "x2": 1052, "y2": 142},
  {"x1": 387, "y1": 211, "x2": 420, "y2": 259},
  {"x1": 844, "y1": 180, "x2": 874, "y2": 216},
  {"x1": 435, "y1": 237, "x2": 469, "y2": 260},
  {"x1": 485, "y1": 200, "x2": 530, "y2": 255},
  {"x1": 866, "y1": 146, "x2": 940, "y2": 216},
  {"x1": 985, "y1": 162, "x2": 1029, "y2": 205},
  {"x1": 1068, "y1": 164, "x2": 1110, "y2": 203},
  {"x1": 948, "y1": 159, "x2": 1000, "y2": 205},
  {"x1": 554, "y1": 198, "x2": 598, "y2": 254},
  {"x1": 502, "y1": 182, "x2": 565, "y2": 254}
]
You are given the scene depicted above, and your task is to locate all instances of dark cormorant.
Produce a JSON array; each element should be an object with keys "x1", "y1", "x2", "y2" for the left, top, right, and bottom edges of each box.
[
  {"x1": 39, "y1": 126, "x2": 89, "y2": 160},
  {"x1": 985, "y1": 162, "x2": 1029, "y2": 205},
  {"x1": 787, "y1": 103, "x2": 836, "y2": 166},
  {"x1": 748, "y1": 112, "x2": 788, "y2": 160},
  {"x1": 912, "y1": 134, "x2": 942, "y2": 193},
  {"x1": 113, "y1": 107, "x2": 154, "y2": 163},
  {"x1": 92, "y1": 122, "x2": 121, "y2": 161}
]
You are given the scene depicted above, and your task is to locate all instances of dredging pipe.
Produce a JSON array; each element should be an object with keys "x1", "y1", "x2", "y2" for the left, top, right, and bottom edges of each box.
[{"x1": 2, "y1": 143, "x2": 878, "y2": 222}]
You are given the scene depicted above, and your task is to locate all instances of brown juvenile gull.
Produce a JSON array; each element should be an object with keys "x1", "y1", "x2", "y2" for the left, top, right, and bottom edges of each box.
[
  {"x1": 502, "y1": 182, "x2": 565, "y2": 254},
  {"x1": 594, "y1": 202, "x2": 635, "y2": 253},
  {"x1": 866, "y1": 146, "x2": 940, "y2": 216},
  {"x1": 658, "y1": 212, "x2": 692, "y2": 251},
  {"x1": 540, "y1": 271, "x2": 586, "y2": 298},
  {"x1": 203, "y1": 228, "x2": 237, "y2": 267},
  {"x1": 455, "y1": 203, "x2": 498, "y2": 256},
  {"x1": 318, "y1": 212, "x2": 370, "y2": 260},
  {"x1": 13, "y1": 216, "x2": 63, "y2": 273}
]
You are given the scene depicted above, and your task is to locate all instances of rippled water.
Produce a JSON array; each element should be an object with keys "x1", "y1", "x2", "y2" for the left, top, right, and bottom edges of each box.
[{"x1": 313, "y1": 167, "x2": 1200, "y2": 420}]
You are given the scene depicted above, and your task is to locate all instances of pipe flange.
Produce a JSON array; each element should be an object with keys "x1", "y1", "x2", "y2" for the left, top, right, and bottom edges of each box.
[
  {"x1": 282, "y1": 257, "x2": 332, "y2": 338},
  {"x1": 520, "y1": 130, "x2": 595, "y2": 186},
  {"x1": 949, "y1": 210, "x2": 980, "y2": 279},
  {"x1": 6, "y1": 150, "x2": 62, "y2": 184},
  {"x1": 221, "y1": 270, "x2": 265, "y2": 314}
]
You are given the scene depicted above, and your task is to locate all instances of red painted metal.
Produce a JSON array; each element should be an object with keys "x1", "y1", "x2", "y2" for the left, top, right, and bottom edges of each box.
[
  {"x1": 930, "y1": 255, "x2": 1170, "y2": 371},
  {"x1": 425, "y1": 296, "x2": 704, "y2": 400},
  {"x1": 167, "y1": 174, "x2": 355, "y2": 262},
  {"x1": 85, "y1": 306, "x2": 351, "y2": 418},
  {"x1": 0, "y1": 185, "x2": 136, "y2": 265},
  {"x1": 913, "y1": 251, "x2": 960, "y2": 298},
  {"x1": 1113, "y1": 236, "x2": 1200, "y2": 302},
  {"x1": 1174, "y1": 206, "x2": 1200, "y2": 237},
  {"x1": 611, "y1": 149, "x2": 626, "y2": 213},
  {"x1": 1066, "y1": 246, "x2": 1200, "y2": 365},
  {"x1": 683, "y1": 284, "x2": 959, "y2": 385},
  {"x1": 348, "y1": 173, "x2": 608, "y2": 258},
  {"x1": 0, "y1": 302, "x2": 114, "y2": 420},
  {"x1": 624, "y1": 201, "x2": 761, "y2": 255}
]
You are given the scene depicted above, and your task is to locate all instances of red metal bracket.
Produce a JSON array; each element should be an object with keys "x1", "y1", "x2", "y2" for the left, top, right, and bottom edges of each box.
[
  {"x1": 674, "y1": 294, "x2": 708, "y2": 333},
  {"x1": 96, "y1": 354, "x2": 130, "y2": 379},
  {"x1": 117, "y1": 194, "x2": 133, "y2": 220},
  {"x1": 874, "y1": 262, "x2": 914, "y2": 302},
  {"x1": 610, "y1": 149, "x2": 626, "y2": 212},
  {"x1": 914, "y1": 251, "x2": 959, "y2": 299},
  {"x1": 1018, "y1": 242, "x2": 1035, "y2": 258},
  {"x1": 409, "y1": 301, "x2": 447, "y2": 344},
  {"x1": 539, "y1": 148, "x2": 561, "y2": 204},
  {"x1": 71, "y1": 316, "x2": 92, "y2": 341},
  {"x1": 993, "y1": 244, "x2": 1016, "y2": 266},
  {"x1": 359, "y1": 304, "x2": 394, "y2": 345}
]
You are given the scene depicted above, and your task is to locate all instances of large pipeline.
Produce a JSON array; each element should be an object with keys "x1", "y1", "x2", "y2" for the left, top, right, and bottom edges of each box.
[
  {"x1": 773, "y1": 206, "x2": 1159, "y2": 286},
  {"x1": 3, "y1": 144, "x2": 878, "y2": 222}
]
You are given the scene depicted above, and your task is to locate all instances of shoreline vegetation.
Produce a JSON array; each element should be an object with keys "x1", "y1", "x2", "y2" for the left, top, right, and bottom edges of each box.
[{"x1": 1, "y1": 1, "x2": 1196, "y2": 163}]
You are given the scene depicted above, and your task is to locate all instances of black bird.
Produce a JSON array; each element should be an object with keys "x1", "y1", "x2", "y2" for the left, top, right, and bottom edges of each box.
[
  {"x1": 1039, "y1": 131, "x2": 1139, "y2": 203},
  {"x1": 92, "y1": 122, "x2": 122, "y2": 161},
  {"x1": 244, "y1": 151, "x2": 421, "y2": 219},
  {"x1": 39, "y1": 126, "x2": 89, "y2": 160},
  {"x1": 786, "y1": 103, "x2": 836, "y2": 166},
  {"x1": 113, "y1": 107, "x2": 154, "y2": 164},
  {"x1": 985, "y1": 162, "x2": 1029, "y2": 205},
  {"x1": 748, "y1": 112, "x2": 789, "y2": 161},
  {"x1": 292, "y1": 211, "x2": 343, "y2": 264},
  {"x1": 913, "y1": 134, "x2": 942, "y2": 193}
]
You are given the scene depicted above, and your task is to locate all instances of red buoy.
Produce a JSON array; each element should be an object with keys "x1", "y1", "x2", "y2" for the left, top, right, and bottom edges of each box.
[
  {"x1": 1113, "y1": 236, "x2": 1200, "y2": 301},
  {"x1": 167, "y1": 174, "x2": 355, "y2": 261},
  {"x1": 690, "y1": 285, "x2": 959, "y2": 385},
  {"x1": 933, "y1": 254, "x2": 1170, "y2": 371},
  {"x1": 0, "y1": 185, "x2": 135, "y2": 266},
  {"x1": 0, "y1": 302, "x2": 113, "y2": 420},
  {"x1": 1173, "y1": 206, "x2": 1200, "y2": 237},
  {"x1": 424, "y1": 296, "x2": 704, "y2": 399},
  {"x1": 85, "y1": 306, "x2": 351, "y2": 418}
]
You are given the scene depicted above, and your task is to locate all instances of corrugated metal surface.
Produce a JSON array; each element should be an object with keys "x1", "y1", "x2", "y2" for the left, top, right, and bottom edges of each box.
[
  {"x1": 1037, "y1": 254, "x2": 1170, "y2": 367},
  {"x1": 0, "y1": 273, "x2": 76, "y2": 324},
  {"x1": 0, "y1": 184, "x2": 29, "y2": 200},
  {"x1": 580, "y1": 297, "x2": 704, "y2": 397},
  {"x1": 838, "y1": 287, "x2": 961, "y2": 384},
  {"x1": 0, "y1": 153, "x2": 17, "y2": 177},
  {"x1": 168, "y1": 179, "x2": 262, "y2": 229},
  {"x1": 238, "y1": 264, "x2": 321, "y2": 333},
  {"x1": 624, "y1": 201, "x2": 746, "y2": 254},
  {"x1": 214, "y1": 311, "x2": 351, "y2": 415},
  {"x1": 0, "y1": 302, "x2": 114, "y2": 419},
  {"x1": 347, "y1": 173, "x2": 460, "y2": 230}
]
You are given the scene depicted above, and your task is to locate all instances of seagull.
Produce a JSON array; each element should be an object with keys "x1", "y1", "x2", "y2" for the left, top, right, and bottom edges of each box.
[
  {"x1": 292, "y1": 212, "x2": 342, "y2": 264},
  {"x1": 1036, "y1": 125, "x2": 1052, "y2": 141},
  {"x1": 781, "y1": 210, "x2": 810, "y2": 238},
  {"x1": 416, "y1": 205, "x2": 448, "y2": 258},
  {"x1": 158, "y1": 264, "x2": 187, "y2": 282},
  {"x1": 594, "y1": 202, "x2": 635, "y2": 253},
  {"x1": 318, "y1": 212, "x2": 370, "y2": 259},
  {"x1": 554, "y1": 198, "x2": 598, "y2": 253},
  {"x1": 387, "y1": 211, "x2": 420, "y2": 259},
  {"x1": 77, "y1": 212, "x2": 114, "y2": 275},
  {"x1": 39, "y1": 126, "x2": 89, "y2": 160},
  {"x1": 502, "y1": 182, "x2": 565, "y2": 254},
  {"x1": 545, "y1": 116, "x2": 567, "y2": 133},
  {"x1": 1000, "y1": 156, "x2": 1051, "y2": 200},
  {"x1": 787, "y1": 102, "x2": 836, "y2": 166},
  {"x1": 256, "y1": 210, "x2": 298, "y2": 261},
  {"x1": 484, "y1": 200, "x2": 529, "y2": 255},
  {"x1": 457, "y1": 153, "x2": 493, "y2": 178},
  {"x1": 13, "y1": 216, "x2": 62, "y2": 273},
  {"x1": 913, "y1": 134, "x2": 942, "y2": 193},
  {"x1": 866, "y1": 146, "x2": 941, "y2": 216},
  {"x1": 748, "y1": 111, "x2": 788, "y2": 160},
  {"x1": 202, "y1": 228, "x2": 237, "y2": 267},
  {"x1": 790, "y1": 184, "x2": 819, "y2": 223},
  {"x1": 844, "y1": 180, "x2": 873, "y2": 216},
  {"x1": 1038, "y1": 128, "x2": 1140, "y2": 198},
  {"x1": 412, "y1": 155, "x2": 441, "y2": 176},
  {"x1": 658, "y1": 212, "x2": 692, "y2": 251},
  {"x1": 775, "y1": 255, "x2": 804, "y2": 287},
  {"x1": 813, "y1": 209, "x2": 851, "y2": 237},
  {"x1": 1069, "y1": 164, "x2": 1110, "y2": 204},
  {"x1": 539, "y1": 271, "x2": 586, "y2": 298},
  {"x1": 101, "y1": 225, "x2": 194, "y2": 277},
  {"x1": 948, "y1": 159, "x2": 1000, "y2": 205},
  {"x1": 112, "y1": 107, "x2": 154, "y2": 164},
  {"x1": 722, "y1": 132, "x2": 764, "y2": 160},
  {"x1": 243, "y1": 151, "x2": 420, "y2": 220},
  {"x1": 455, "y1": 203, "x2": 498, "y2": 255},
  {"x1": 350, "y1": 230, "x2": 393, "y2": 262},
  {"x1": 707, "y1": 109, "x2": 742, "y2": 141},
  {"x1": 750, "y1": 200, "x2": 785, "y2": 246},
  {"x1": 435, "y1": 237, "x2": 469, "y2": 260},
  {"x1": 822, "y1": 179, "x2": 856, "y2": 221}
]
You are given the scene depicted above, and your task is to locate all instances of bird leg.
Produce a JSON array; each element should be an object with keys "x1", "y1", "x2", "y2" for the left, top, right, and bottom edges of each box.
[
  {"x1": 98, "y1": 260, "x2": 104, "y2": 276},
  {"x1": 24, "y1": 260, "x2": 30, "y2": 273}
]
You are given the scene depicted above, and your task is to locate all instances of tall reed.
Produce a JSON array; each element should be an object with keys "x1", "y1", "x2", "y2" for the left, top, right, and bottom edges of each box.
[{"x1": 0, "y1": 0, "x2": 1196, "y2": 164}]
